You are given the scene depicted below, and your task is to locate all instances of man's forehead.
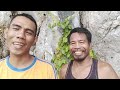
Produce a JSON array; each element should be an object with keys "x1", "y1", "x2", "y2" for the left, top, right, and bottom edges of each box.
[
  {"x1": 71, "y1": 32, "x2": 86, "y2": 37},
  {"x1": 11, "y1": 16, "x2": 31, "y2": 23},
  {"x1": 10, "y1": 16, "x2": 35, "y2": 28}
]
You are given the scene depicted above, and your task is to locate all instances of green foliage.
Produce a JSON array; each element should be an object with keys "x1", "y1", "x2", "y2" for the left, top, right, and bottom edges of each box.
[
  {"x1": 49, "y1": 16, "x2": 97, "y2": 73},
  {"x1": 49, "y1": 16, "x2": 73, "y2": 72},
  {"x1": 89, "y1": 49, "x2": 97, "y2": 59}
]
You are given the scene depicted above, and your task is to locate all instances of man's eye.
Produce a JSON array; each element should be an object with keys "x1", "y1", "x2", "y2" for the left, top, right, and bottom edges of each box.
[
  {"x1": 26, "y1": 32, "x2": 33, "y2": 35},
  {"x1": 80, "y1": 42, "x2": 84, "y2": 43},
  {"x1": 13, "y1": 28, "x2": 19, "y2": 30},
  {"x1": 79, "y1": 41, "x2": 84, "y2": 43},
  {"x1": 70, "y1": 42, "x2": 75, "y2": 45}
]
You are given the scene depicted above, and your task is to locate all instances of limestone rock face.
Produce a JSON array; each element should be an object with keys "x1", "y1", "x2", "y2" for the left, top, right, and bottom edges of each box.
[
  {"x1": 0, "y1": 11, "x2": 11, "y2": 58},
  {"x1": 81, "y1": 11, "x2": 120, "y2": 75},
  {"x1": 1, "y1": 11, "x2": 120, "y2": 77},
  {"x1": 0, "y1": 11, "x2": 11, "y2": 26}
]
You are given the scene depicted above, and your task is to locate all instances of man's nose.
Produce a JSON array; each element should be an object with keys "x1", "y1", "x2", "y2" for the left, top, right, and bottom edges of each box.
[
  {"x1": 75, "y1": 42, "x2": 80, "y2": 48},
  {"x1": 16, "y1": 29, "x2": 25, "y2": 39}
]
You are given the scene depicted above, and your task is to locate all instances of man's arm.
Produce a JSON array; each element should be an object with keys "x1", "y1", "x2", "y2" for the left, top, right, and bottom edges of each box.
[
  {"x1": 98, "y1": 61, "x2": 119, "y2": 79},
  {"x1": 59, "y1": 64, "x2": 68, "y2": 79}
]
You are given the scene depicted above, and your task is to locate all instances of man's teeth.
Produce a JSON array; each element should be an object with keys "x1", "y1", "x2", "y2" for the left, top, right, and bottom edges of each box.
[
  {"x1": 14, "y1": 42, "x2": 24, "y2": 46},
  {"x1": 13, "y1": 42, "x2": 24, "y2": 49},
  {"x1": 75, "y1": 51, "x2": 82, "y2": 55}
]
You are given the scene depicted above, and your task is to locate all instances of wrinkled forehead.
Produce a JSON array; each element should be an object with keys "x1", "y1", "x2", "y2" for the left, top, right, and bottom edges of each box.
[
  {"x1": 10, "y1": 16, "x2": 36, "y2": 30},
  {"x1": 11, "y1": 16, "x2": 35, "y2": 25},
  {"x1": 70, "y1": 32, "x2": 87, "y2": 40}
]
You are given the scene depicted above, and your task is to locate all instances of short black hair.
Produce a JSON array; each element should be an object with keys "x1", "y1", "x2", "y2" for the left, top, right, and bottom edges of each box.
[
  {"x1": 9, "y1": 13, "x2": 38, "y2": 36},
  {"x1": 68, "y1": 27, "x2": 92, "y2": 44}
]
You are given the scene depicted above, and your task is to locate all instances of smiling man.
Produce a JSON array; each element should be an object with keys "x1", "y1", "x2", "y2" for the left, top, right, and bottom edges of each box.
[
  {"x1": 59, "y1": 27, "x2": 119, "y2": 79},
  {"x1": 0, "y1": 13, "x2": 56, "y2": 79}
]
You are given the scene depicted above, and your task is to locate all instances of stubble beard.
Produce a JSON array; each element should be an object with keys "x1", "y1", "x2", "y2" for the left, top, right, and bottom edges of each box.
[{"x1": 73, "y1": 52, "x2": 89, "y2": 62}]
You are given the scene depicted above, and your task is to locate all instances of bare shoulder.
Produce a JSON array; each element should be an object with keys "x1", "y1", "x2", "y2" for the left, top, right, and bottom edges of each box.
[
  {"x1": 59, "y1": 63, "x2": 69, "y2": 79},
  {"x1": 98, "y1": 60, "x2": 119, "y2": 79}
]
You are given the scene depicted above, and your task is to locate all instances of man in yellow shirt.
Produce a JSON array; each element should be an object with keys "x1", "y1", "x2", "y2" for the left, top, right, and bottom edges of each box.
[{"x1": 0, "y1": 13, "x2": 57, "y2": 79}]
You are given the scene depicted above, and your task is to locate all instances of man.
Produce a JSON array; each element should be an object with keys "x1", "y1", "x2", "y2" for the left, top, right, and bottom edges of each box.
[
  {"x1": 59, "y1": 27, "x2": 119, "y2": 79},
  {"x1": 0, "y1": 13, "x2": 56, "y2": 79}
]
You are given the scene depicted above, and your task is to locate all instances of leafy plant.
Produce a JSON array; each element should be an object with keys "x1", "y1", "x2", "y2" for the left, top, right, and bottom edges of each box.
[
  {"x1": 49, "y1": 16, "x2": 73, "y2": 72},
  {"x1": 89, "y1": 49, "x2": 97, "y2": 59}
]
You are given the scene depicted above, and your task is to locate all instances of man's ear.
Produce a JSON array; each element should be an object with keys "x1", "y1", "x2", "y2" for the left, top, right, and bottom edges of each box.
[
  {"x1": 4, "y1": 28, "x2": 8, "y2": 39},
  {"x1": 89, "y1": 43, "x2": 92, "y2": 49},
  {"x1": 33, "y1": 36, "x2": 38, "y2": 46}
]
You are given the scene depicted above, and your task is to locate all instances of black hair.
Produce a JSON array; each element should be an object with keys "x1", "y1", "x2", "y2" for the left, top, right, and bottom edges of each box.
[
  {"x1": 68, "y1": 27, "x2": 92, "y2": 44},
  {"x1": 9, "y1": 13, "x2": 38, "y2": 36}
]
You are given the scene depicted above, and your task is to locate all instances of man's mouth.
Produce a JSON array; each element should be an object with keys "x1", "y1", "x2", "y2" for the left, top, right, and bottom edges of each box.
[
  {"x1": 13, "y1": 42, "x2": 25, "y2": 49},
  {"x1": 74, "y1": 51, "x2": 83, "y2": 55}
]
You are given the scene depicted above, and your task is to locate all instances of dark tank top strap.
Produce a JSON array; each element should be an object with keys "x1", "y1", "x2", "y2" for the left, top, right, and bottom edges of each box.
[
  {"x1": 86, "y1": 58, "x2": 98, "y2": 79},
  {"x1": 65, "y1": 60, "x2": 75, "y2": 79}
]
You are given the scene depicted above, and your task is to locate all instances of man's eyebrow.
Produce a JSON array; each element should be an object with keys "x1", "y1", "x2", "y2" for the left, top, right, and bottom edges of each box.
[
  {"x1": 12, "y1": 24, "x2": 21, "y2": 28},
  {"x1": 70, "y1": 40, "x2": 84, "y2": 42},
  {"x1": 26, "y1": 29, "x2": 35, "y2": 34},
  {"x1": 70, "y1": 41, "x2": 75, "y2": 43},
  {"x1": 78, "y1": 40, "x2": 85, "y2": 41}
]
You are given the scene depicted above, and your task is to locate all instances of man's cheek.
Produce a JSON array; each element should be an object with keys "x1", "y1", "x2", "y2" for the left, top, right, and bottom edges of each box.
[{"x1": 70, "y1": 48, "x2": 75, "y2": 53}]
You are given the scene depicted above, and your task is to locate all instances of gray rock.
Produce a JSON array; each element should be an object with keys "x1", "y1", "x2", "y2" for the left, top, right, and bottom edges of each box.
[{"x1": 81, "y1": 11, "x2": 120, "y2": 76}]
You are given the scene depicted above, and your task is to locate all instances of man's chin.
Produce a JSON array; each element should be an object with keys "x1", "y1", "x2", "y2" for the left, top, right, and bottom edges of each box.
[
  {"x1": 74, "y1": 57, "x2": 85, "y2": 62},
  {"x1": 10, "y1": 50, "x2": 25, "y2": 56}
]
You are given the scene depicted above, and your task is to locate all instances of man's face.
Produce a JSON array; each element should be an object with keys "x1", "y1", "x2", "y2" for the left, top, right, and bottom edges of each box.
[
  {"x1": 5, "y1": 16, "x2": 37, "y2": 55},
  {"x1": 70, "y1": 32, "x2": 91, "y2": 61}
]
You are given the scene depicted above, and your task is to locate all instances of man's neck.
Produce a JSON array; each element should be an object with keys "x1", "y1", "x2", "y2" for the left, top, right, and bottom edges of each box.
[
  {"x1": 71, "y1": 56, "x2": 93, "y2": 79},
  {"x1": 9, "y1": 53, "x2": 34, "y2": 69},
  {"x1": 73, "y1": 56, "x2": 92, "y2": 67}
]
